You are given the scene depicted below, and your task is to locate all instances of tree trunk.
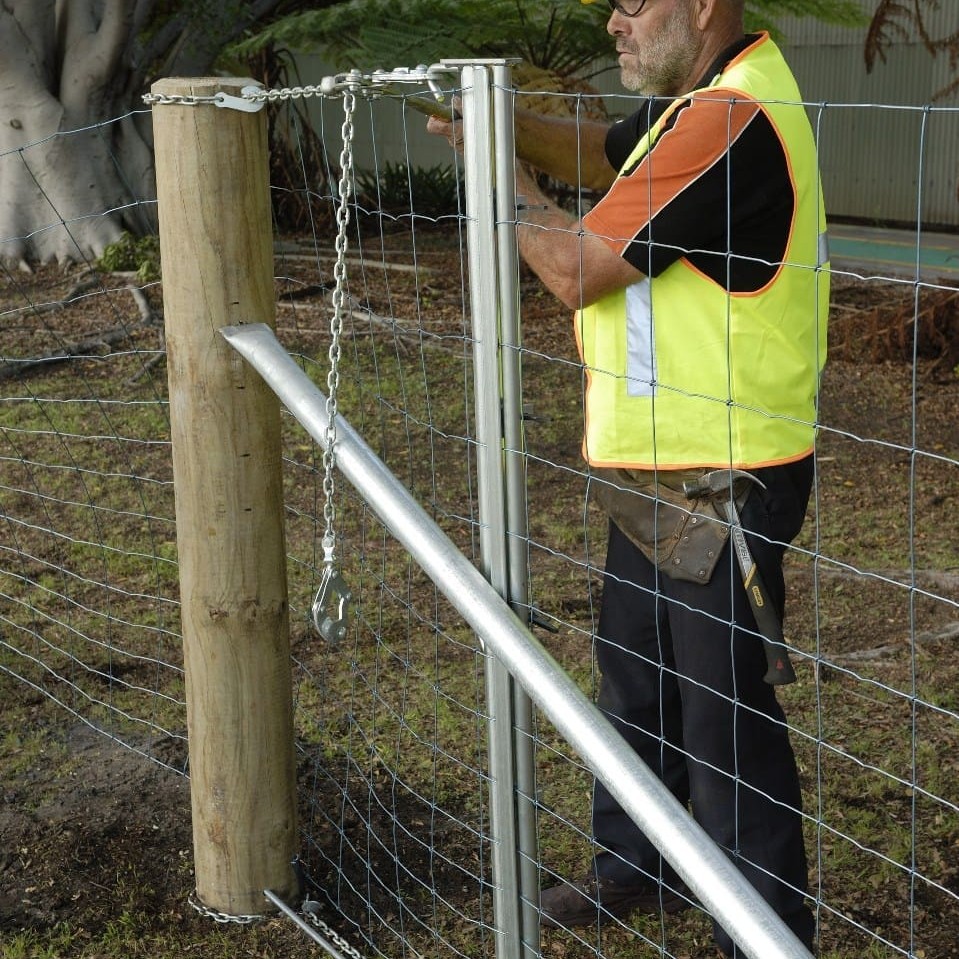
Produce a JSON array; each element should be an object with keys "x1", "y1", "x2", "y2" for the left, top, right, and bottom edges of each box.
[
  {"x1": 0, "y1": 0, "x2": 155, "y2": 267},
  {"x1": 0, "y1": 0, "x2": 351, "y2": 268}
]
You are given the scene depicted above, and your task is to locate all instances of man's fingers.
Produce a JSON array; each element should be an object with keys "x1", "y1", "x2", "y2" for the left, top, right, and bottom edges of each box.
[
  {"x1": 426, "y1": 115, "x2": 450, "y2": 136},
  {"x1": 426, "y1": 113, "x2": 464, "y2": 152}
]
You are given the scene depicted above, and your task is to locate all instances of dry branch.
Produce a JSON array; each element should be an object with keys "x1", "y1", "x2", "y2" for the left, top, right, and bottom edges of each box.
[
  {"x1": 829, "y1": 285, "x2": 959, "y2": 375},
  {"x1": 0, "y1": 283, "x2": 159, "y2": 382}
]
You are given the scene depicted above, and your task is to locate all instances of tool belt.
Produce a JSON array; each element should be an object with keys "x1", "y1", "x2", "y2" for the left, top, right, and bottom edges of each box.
[{"x1": 591, "y1": 467, "x2": 750, "y2": 584}]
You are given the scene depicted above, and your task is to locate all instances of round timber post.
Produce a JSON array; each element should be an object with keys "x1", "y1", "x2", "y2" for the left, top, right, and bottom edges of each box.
[{"x1": 150, "y1": 76, "x2": 298, "y2": 916}]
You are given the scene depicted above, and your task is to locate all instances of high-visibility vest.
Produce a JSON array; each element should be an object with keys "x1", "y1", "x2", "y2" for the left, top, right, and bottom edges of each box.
[{"x1": 576, "y1": 34, "x2": 829, "y2": 470}]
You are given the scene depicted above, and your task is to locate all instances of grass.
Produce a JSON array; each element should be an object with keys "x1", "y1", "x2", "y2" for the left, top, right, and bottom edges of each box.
[
  {"x1": 0, "y1": 918, "x2": 307, "y2": 959},
  {"x1": 2, "y1": 245, "x2": 958, "y2": 959},
  {"x1": 0, "y1": 727, "x2": 65, "y2": 783}
]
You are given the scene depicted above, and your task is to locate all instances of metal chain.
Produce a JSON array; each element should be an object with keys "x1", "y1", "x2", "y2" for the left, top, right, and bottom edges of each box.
[
  {"x1": 142, "y1": 78, "x2": 348, "y2": 108},
  {"x1": 142, "y1": 92, "x2": 224, "y2": 106},
  {"x1": 188, "y1": 889, "x2": 263, "y2": 925},
  {"x1": 142, "y1": 86, "x2": 265, "y2": 113},
  {"x1": 189, "y1": 887, "x2": 368, "y2": 959},
  {"x1": 307, "y1": 85, "x2": 358, "y2": 644},
  {"x1": 142, "y1": 65, "x2": 457, "y2": 111},
  {"x1": 301, "y1": 900, "x2": 367, "y2": 959},
  {"x1": 322, "y1": 85, "x2": 356, "y2": 565},
  {"x1": 244, "y1": 77, "x2": 355, "y2": 103}
]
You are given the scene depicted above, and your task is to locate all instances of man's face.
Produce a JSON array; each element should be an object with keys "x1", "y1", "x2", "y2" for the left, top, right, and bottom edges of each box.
[{"x1": 608, "y1": 0, "x2": 702, "y2": 97}]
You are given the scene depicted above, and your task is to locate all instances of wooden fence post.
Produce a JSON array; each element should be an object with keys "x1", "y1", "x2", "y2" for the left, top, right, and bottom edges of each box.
[{"x1": 150, "y1": 76, "x2": 298, "y2": 915}]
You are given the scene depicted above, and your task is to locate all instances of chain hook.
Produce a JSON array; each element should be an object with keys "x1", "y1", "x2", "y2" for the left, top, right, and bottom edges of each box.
[
  {"x1": 311, "y1": 88, "x2": 357, "y2": 643},
  {"x1": 311, "y1": 535, "x2": 352, "y2": 644}
]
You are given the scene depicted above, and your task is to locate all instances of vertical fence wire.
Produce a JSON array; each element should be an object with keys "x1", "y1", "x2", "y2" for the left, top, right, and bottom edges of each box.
[
  {"x1": 1, "y1": 74, "x2": 958, "y2": 959},
  {"x1": 0, "y1": 112, "x2": 186, "y2": 773}
]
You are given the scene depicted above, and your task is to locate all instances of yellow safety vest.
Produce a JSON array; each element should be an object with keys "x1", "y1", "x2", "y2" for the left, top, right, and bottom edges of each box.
[{"x1": 576, "y1": 34, "x2": 829, "y2": 470}]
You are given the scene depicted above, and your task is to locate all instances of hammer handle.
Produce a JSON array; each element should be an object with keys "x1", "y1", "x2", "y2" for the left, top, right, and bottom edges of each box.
[{"x1": 728, "y1": 523, "x2": 797, "y2": 686}]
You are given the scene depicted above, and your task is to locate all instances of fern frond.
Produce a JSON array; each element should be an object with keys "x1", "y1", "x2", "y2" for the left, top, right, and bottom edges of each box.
[{"x1": 865, "y1": 0, "x2": 919, "y2": 71}]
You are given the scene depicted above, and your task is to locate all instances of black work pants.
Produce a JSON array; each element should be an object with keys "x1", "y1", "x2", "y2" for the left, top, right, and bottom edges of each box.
[{"x1": 591, "y1": 456, "x2": 816, "y2": 956}]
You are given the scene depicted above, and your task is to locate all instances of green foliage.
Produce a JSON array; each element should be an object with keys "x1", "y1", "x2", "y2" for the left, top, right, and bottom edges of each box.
[
  {"x1": 234, "y1": 0, "x2": 867, "y2": 78},
  {"x1": 233, "y1": 0, "x2": 610, "y2": 77},
  {"x1": 97, "y1": 232, "x2": 161, "y2": 283},
  {"x1": 354, "y1": 162, "x2": 464, "y2": 216},
  {"x1": 746, "y1": 0, "x2": 866, "y2": 35}
]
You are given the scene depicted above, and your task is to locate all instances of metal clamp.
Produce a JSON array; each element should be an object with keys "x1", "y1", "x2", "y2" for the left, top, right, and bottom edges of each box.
[{"x1": 214, "y1": 86, "x2": 267, "y2": 112}]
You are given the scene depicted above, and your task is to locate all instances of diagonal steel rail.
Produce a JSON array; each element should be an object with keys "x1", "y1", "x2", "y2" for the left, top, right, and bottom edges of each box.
[{"x1": 221, "y1": 321, "x2": 814, "y2": 959}]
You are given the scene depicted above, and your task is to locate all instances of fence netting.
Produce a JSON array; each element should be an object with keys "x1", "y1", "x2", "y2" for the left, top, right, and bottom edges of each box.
[{"x1": 2, "y1": 71, "x2": 958, "y2": 959}]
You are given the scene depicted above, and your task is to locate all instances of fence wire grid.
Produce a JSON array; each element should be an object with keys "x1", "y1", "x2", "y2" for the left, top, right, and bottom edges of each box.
[{"x1": 1, "y1": 68, "x2": 958, "y2": 959}]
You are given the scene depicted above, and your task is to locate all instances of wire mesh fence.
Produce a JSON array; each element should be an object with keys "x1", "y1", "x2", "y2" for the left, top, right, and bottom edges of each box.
[
  {"x1": 2, "y1": 65, "x2": 958, "y2": 959},
  {"x1": 0, "y1": 111, "x2": 184, "y2": 769}
]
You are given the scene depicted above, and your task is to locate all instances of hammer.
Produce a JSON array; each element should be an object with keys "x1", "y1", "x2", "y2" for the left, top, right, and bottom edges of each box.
[{"x1": 683, "y1": 469, "x2": 797, "y2": 686}]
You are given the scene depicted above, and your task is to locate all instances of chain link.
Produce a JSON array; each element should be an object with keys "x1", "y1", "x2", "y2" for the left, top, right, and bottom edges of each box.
[
  {"x1": 244, "y1": 77, "x2": 352, "y2": 103},
  {"x1": 302, "y1": 900, "x2": 367, "y2": 959},
  {"x1": 142, "y1": 92, "x2": 223, "y2": 107},
  {"x1": 321, "y1": 86, "x2": 356, "y2": 565},
  {"x1": 188, "y1": 889, "x2": 263, "y2": 924}
]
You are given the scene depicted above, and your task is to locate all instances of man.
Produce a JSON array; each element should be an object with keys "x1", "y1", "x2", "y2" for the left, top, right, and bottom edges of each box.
[{"x1": 430, "y1": 0, "x2": 827, "y2": 955}]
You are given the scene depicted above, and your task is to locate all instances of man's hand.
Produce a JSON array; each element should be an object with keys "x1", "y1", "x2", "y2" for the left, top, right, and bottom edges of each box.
[{"x1": 426, "y1": 97, "x2": 463, "y2": 153}]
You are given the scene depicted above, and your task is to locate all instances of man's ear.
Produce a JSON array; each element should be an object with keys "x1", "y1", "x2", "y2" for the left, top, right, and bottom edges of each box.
[{"x1": 693, "y1": 0, "x2": 722, "y2": 30}]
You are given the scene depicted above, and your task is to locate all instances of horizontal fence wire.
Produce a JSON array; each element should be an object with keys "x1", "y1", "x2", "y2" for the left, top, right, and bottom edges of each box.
[
  {"x1": 1, "y1": 75, "x2": 958, "y2": 959},
  {"x1": 0, "y1": 111, "x2": 186, "y2": 775}
]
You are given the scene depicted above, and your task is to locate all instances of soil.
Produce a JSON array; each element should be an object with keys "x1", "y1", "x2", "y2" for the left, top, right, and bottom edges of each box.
[
  {"x1": 0, "y1": 721, "x2": 190, "y2": 931},
  {"x1": 2, "y1": 234, "x2": 958, "y2": 958}
]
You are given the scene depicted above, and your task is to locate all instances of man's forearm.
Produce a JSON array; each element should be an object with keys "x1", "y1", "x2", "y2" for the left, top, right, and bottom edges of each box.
[
  {"x1": 515, "y1": 165, "x2": 584, "y2": 307},
  {"x1": 514, "y1": 163, "x2": 643, "y2": 311},
  {"x1": 514, "y1": 108, "x2": 614, "y2": 192}
]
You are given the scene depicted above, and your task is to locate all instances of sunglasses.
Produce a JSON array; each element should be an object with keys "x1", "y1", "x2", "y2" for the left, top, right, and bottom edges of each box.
[{"x1": 604, "y1": 0, "x2": 650, "y2": 16}]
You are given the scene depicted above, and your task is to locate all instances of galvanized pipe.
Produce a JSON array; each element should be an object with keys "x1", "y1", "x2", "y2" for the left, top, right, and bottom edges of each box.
[
  {"x1": 221, "y1": 322, "x2": 813, "y2": 959},
  {"x1": 492, "y1": 61, "x2": 541, "y2": 958},
  {"x1": 461, "y1": 62, "x2": 525, "y2": 959}
]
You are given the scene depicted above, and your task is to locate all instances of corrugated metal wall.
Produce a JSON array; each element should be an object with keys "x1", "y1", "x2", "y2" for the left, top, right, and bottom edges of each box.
[
  {"x1": 297, "y1": 0, "x2": 958, "y2": 228},
  {"x1": 774, "y1": 1, "x2": 958, "y2": 227}
]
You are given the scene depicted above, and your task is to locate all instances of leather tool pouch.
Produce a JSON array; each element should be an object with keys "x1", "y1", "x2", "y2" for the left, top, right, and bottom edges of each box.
[{"x1": 591, "y1": 467, "x2": 748, "y2": 584}]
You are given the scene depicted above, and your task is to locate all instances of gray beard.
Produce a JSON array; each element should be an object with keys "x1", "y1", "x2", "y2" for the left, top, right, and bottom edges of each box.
[
  {"x1": 619, "y1": 61, "x2": 688, "y2": 97},
  {"x1": 616, "y1": 13, "x2": 701, "y2": 96}
]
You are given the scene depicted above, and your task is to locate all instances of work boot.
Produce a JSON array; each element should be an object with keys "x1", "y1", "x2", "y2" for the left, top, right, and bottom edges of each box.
[{"x1": 539, "y1": 875, "x2": 690, "y2": 928}]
